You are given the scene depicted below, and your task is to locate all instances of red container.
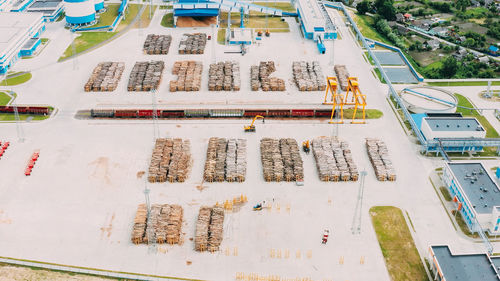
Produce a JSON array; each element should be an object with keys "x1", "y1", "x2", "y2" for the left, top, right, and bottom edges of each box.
[
  {"x1": 25, "y1": 168, "x2": 31, "y2": 176},
  {"x1": 291, "y1": 109, "x2": 314, "y2": 117},
  {"x1": 315, "y1": 109, "x2": 333, "y2": 117},
  {"x1": 161, "y1": 110, "x2": 185, "y2": 118},
  {"x1": 267, "y1": 110, "x2": 290, "y2": 117},
  {"x1": 243, "y1": 110, "x2": 267, "y2": 117},
  {"x1": 115, "y1": 110, "x2": 138, "y2": 118}
]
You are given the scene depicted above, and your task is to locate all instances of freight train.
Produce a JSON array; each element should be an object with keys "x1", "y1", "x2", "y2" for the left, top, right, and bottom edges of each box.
[
  {"x1": 0, "y1": 106, "x2": 50, "y2": 115},
  {"x1": 90, "y1": 108, "x2": 334, "y2": 118}
]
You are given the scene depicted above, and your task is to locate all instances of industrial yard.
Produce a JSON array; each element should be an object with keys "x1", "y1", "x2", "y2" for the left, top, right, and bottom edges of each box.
[{"x1": 1, "y1": 0, "x2": 500, "y2": 281}]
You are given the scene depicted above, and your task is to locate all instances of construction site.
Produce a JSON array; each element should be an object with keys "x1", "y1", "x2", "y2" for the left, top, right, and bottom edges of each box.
[{"x1": 1, "y1": 0, "x2": 500, "y2": 281}]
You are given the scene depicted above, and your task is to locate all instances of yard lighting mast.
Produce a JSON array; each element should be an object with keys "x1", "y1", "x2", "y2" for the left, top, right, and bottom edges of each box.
[{"x1": 351, "y1": 170, "x2": 367, "y2": 234}]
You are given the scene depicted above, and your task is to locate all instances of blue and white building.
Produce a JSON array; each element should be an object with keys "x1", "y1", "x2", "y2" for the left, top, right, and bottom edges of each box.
[
  {"x1": 0, "y1": 0, "x2": 63, "y2": 21},
  {"x1": 94, "y1": 0, "x2": 104, "y2": 12},
  {"x1": 0, "y1": 12, "x2": 45, "y2": 74},
  {"x1": 296, "y1": 0, "x2": 336, "y2": 41},
  {"x1": 63, "y1": 0, "x2": 95, "y2": 25},
  {"x1": 443, "y1": 162, "x2": 500, "y2": 235}
]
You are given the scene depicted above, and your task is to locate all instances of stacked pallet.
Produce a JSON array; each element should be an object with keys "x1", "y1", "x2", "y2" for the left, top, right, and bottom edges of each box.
[
  {"x1": 203, "y1": 137, "x2": 247, "y2": 182},
  {"x1": 148, "y1": 138, "x2": 192, "y2": 183},
  {"x1": 311, "y1": 137, "x2": 359, "y2": 181},
  {"x1": 366, "y1": 138, "x2": 396, "y2": 181},
  {"x1": 84, "y1": 62, "x2": 125, "y2": 92},
  {"x1": 334, "y1": 65, "x2": 350, "y2": 91},
  {"x1": 195, "y1": 206, "x2": 225, "y2": 252},
  {"x1": 127, "y1": 61, "x2": 165, "y2": 91},
  {"x1": 178, "y1": 33, "x2": 207, "y2": 54},
  {"x1": 131, "y1": 204, "x2": 183, "y2": 245},
  {"x1": 208, "y1": 61, "x2": 241, "y2": 91},
  {"x1": 250, "y1": 61, "x2": 285, "y2": 91},
  {"x1": 143, "y1": 34, "x2": 172, "y2": 55},
  {"x1": 292, "y1": 61, "x2": 326, "y2": 91},
  {"x1": 170, "y1": 61, "x2": 203, "y2": 92},
  {"x1": 260, "y1": 138, "x2": 303, "y2": 182}
]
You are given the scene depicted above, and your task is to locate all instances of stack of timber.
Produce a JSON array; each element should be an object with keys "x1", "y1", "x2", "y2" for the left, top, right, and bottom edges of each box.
[
  {"x1": 131, "y1": 204, "x2": 183, "y2": 245},
  {"x1": 250, "y1": 61, "x2": 285, "y2": 91},
  {"x1": 170, "y1": 61, "x2": 203, "y2": 92},
  {"x1": 334, "y1": 65, "x2": 349, "y2": 91},
  {"x1": 84, "y1": 62, "x2": 125, "y2": 92},
  {"x1": 127, "y1": 61, "x2": 165, "y2": 91},
  {"x1": 178, "y1": 33, "x2": 207, "y2": 54},
  {"x1": 260, "y1": 138, "x2": 303, "y2": 182},
  {"x1": 148, "y1": 138, "x2": 192, "y2": 183},
  {"x1": 208, "y1": 61, "x2": 241, "y2": 91},
  {"x1": 143, "y1": 34, "x2": 172, "y2": 55},
  {"x1": 292, "y1": 61, "x2": 326, "y2": 91},
  {"x1": 366, "y1": 138, "x2": 396, "y2": 181},
  {"x1": 195, "y1": 206, "x2": 225, "y2": 252},
  {"x1": 311, "y1": 137, "x2": 359, "y2": 181},
  {"x1": 203, "y1": 137, "x2": 247, "y2": 182}
]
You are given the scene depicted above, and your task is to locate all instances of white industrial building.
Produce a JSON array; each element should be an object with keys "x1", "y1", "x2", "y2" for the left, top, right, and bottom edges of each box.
[
  {"x1": 63, "y1": 0, "x2": 96, "y2": 25},
  {"x1": 0, "y1": 12, "x2": 45, "y2": 74},
  {"x1": 0, "y1": 0, "x2": 63, "y2": 21},
  {"x1": 421, "y1": 117, "x2": 486, "y2": 140}
]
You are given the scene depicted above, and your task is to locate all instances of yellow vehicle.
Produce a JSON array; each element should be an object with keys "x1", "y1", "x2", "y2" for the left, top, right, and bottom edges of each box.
[
  {"x1": 302, "y1": 140, "x2": 310, "y2": 153},
  {"x1": 244, "y1": 115, "x2": 265, "y2": 132}
]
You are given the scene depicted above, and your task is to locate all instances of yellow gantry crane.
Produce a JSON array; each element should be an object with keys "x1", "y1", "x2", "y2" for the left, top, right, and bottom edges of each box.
[
  {"x1": 344, "y1": 77, "x2": 367, "y2": 124},
  {"x1": 244, "y1": 115, "x2": 264, "y2": 132},
  {"x1": 323, "y1": 76, "x2": 367, "y2": 124},
  {"x1": 323, "y1": 77, "x2": 345, "y2": 124}
]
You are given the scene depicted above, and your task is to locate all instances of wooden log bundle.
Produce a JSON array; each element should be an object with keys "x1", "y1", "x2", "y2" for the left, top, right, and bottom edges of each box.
[
  {"x1": 250, "y1": 61, "x2": 285, "y2": 91},
  {"x1": 131, "y1": 204, "x2": 183, "y2": 245},
  {"x1": 169, "y1": 61, "x2": 203, "y2": 92},
  {"x1": 127, "y1": 61, "x2": 165, "y2": 91},
  {"x1": 203, "y1": 137, "x2": 247, "y2": 182},
  {"x1": 260, "y1": 138, "x2": 303, "y2": 182},
  {"x1": 148, "y1": 138, "x2": 192, "y2": 183},
  {"x1": 84, "y1": 62, "x2": 125, "y2": 92},
  {"x1": 143, "y1": 34, "x2": 172, "y2": 55},
  {"x1": 178, "y1": 33, "x2": 207, "y2": 54},
  {"x1": 208, "y1": 61, "x2": 241, "y2": 91},
  {"x1": 195, "y1": 206, "x2": 225, "y2": 252},
  {"x1": 334, "y1": 65, "x2": 350, "y2": 91},
  {"x1": 311, "y1": 137, "x2": 359, "y2": 182},
  {"x1": 292, "y1": 61, "x2": 326, "y2": 91},
  {"x1": 366, "y1": 138, "x2": 396, "y2": 181}
]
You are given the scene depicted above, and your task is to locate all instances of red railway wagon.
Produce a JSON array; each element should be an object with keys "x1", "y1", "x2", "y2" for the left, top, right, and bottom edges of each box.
[
  {"x1": 115, "y1": 110, "x2": 138, "y2": 118},
  {"x1": 315, "y1": 109, "x2": 334, "y2": 117},
  {"x1": 267, "y1": 109, "x2": 291, "y2": 117},
  {"x1": 291, "y1": 109, "x2": 314, "y2": 117},
  {"x1": 138, "y1": 110, "x2": 161, "y2": 117},
  {"x1": 0, "y1": 106, "x2": 14, "y2": 113},
  {"x1": 28, "y1": 107, "x2": 50, "y2": 115},
  {"x1": 161, "y1": 110, "x2": 184, "y2": 118},
  {"x1": 243, "y1": 110, "x2": 267, "y2": 117},
  {"x1": 15, "y1": 107, "x2": 28, "y2": 113}
]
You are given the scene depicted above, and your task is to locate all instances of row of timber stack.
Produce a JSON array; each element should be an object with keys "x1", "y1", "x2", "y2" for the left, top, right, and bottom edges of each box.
[
  {"x1": 143, "y1": 34, "x2": 172, "y2": 55},
  {"x1": 260, "y1": 138, "x2": 303, "y2": 182},
  {"x1": 179, "y1": 33, "x2": 207, "y2": 54},
  {"x1": 208, "y1": 61, "x2": 241, "y2": 91},
  {"x1": 203, "y1": 138, "x2": 247, "y2": 182},
  {"x1": 84, "y1": 62, "x2": 124, "y2": 92},
  {"x1": 334, "y1": 65, "x2": 350, "y2": 91},
  {"x1": 170, "y1": 61, "x2": 203, "y2": 92},
  {"x1": 127, "y1": 61, "x2": 165, "y2": 91},
  {"x1": 131, "y1": 204, "x2": 183, "y2": 245},
  {"x1": 148, "y1": 138, "x2": 192, "y2": 183},
  {"x1": 195, "y1": 206, "x2": 225, "y2": 252},
  {"x1": 250, "y1": 61, "x2": 285, "y2": 91},
  {"x1": 292, "y1": 61, "x2": 326, "y2": 91},
  {"x1": 366, "y1": 138, "x2": 396, "y2": 181},
  {"x1": 311, "y1": 137, "x2": 359, "y2": 181}
]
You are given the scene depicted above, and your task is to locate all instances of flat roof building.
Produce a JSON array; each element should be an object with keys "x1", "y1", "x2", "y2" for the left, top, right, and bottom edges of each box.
[
  {"x1": 297, "y1": 0, "x2": 336, "y2": 43},
  {"x1": 0, "y1": 12, "x2": 45, "y2": 74},
  {"x1": 443, "y1": 162, "x2": 500, "y2": 234},
  {"x1": 25, "y1": 0, "x2": 64, "y2": 21}
]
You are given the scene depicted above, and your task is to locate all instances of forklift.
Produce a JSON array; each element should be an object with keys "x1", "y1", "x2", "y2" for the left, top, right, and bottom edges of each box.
[
  {"x1": 244, "y1": 115, "x2": 265, "y2": 132},
  {"x1": 302, "y1": 140, "x2": 310, "y2": 153}
]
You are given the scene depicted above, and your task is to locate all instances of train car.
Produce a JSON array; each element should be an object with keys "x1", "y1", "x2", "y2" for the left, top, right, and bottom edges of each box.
[
  {"x1": 291, "y1": 109, "x2": 314, "y2": 117},
  {"x1": 185, "y1": 109, "x2": 210, "y2": 118},
  {"x1": 267, "y1": 109, "x2": 291, "y2": 117},
  {"x1": 138, "y1": 110, "x2": 162, "y2": 118},
  {"x1": 315, "y1": 109, "x2": 333, "y2": 118},
  {"x1": 244, "y1": 110, "x2": 267, "y2": 117},
  {"x1": 161, "y1": 110, "x2": 185, "y2": 118},
  {"x1": 28, "y1": 107, "x2": 50, "y2": 115},
  {"x1": 115, "y1": 110, "x2": 138, "y2": 118},
  {"x1": 0, "y1": 106, "x2": 14, "y2": 113},
  {"x1": 91, "y1": 109, "x2": 115, "y2": 118}
]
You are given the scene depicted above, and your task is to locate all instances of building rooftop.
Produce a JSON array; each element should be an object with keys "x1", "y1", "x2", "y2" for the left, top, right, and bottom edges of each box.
[
  {"x1": 448, "y1": 162, "x2": 500, "y2": 214},
  {"x1": 0, "y1": 12, "x2": 43, "y2": 54},
  {"x1": 297, "y1": 0, "x2": 326, "y2": 32},
  {"x1": 431, "y1": 245, "x2": 500, "y2": 281},
  {"x1": 424, "y1": 117, "x2": 484, "y2": 132},
  {"x1": 28, "y1": 0, "x2": 61, "y2": 9}
]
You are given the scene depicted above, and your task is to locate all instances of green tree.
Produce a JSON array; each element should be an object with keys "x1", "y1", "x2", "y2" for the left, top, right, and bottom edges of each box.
[
  {"x1": 455, "y1": 0, "x2": 470, "y2": 12},
  {"x1": 377, "y1": 2, "x2": 396, "y2": 20},
  {"x1": 356, "y1": 0, "x2": 371, "y2": 15},
  {"x1": 440, "y1": 56, "x2": 458, "y2": 78}
]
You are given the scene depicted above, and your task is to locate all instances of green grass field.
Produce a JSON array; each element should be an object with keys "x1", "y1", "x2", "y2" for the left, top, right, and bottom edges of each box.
[
  {"x1": 0, "y1": 114, "x2": 49, "y2": 121},
  {"x1": 217, "y1": 29, "x2": 226, "y2": 44},
  {"x1": 117, "y1": 4, "x2": 142, "y2": 31},
  {"x1": 455, "y1": 93, "x2": 499, "y2": 138},
  {"x1": 219, "y1": 12, "x2": 289, "y2": 32},
  {"x1": 134, "y1": 5, "x2": 157, "y2": 28},
  {"x1": 161, "y1": 13, "x2": 173, "y2": 27},
  {"x1": 94, "y1": 4, "x2": 120, "y2": 27},
  {"x1": 252, "y1": 2, "x2": 295, "y2": 12},
  {"x1": 59, "y1": 32, "x2": 117, "y2": 61},
  {"x1": 0, "y1": 92, "x2": 12, "y2": 106},
  {"x1": 352, "y1": 14, "x2": 391, "y2": 45},
  {"x1": 0, "y1": 72, "x2": 32, "y2": 86},
  {"x1": 343, "y1": 109, "x2": 383, "y2": 119},
  {"x1": 370, "y1": 206, "x2": 429, "y2": 281},
  {"x1": 428, "y1": 81, "x2": 500, "y2": 86}
]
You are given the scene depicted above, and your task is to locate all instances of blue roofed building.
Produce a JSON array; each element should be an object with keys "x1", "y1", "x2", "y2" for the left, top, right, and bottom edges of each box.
[{"x1": 489, "y1": 45, "x2": 499, "y2": 56}]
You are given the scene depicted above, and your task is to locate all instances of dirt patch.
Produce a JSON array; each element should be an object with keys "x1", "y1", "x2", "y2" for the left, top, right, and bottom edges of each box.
[
  {"x1": 136, "y1": 171, "x2": 145, "y2": 178},
  {"x1": 176, "y1": 16, "x2": 217, "y2": 27},
  {"x1": 89, "y1": 157, "x2": 111, "y2": 185},
  {"x1": 0, "y1": 265, "x2": 112, "y2": 281}
]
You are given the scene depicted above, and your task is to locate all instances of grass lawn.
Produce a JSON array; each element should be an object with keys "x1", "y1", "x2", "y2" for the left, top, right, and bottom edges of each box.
[
  {"x1": 161, "y1": 13, "x2": 173, "y2": 27},
  {"x1": 440, "y1": 186, "x2": 452, "y2": 201},
  {"x1": 0, "y1": 114, "x2": 50, "y2": 121},
  {"x1": 0, "y1": 262, "x2": 121, "y2": 280},
  {"x1": 217, "y1": 29, "x2": 226, "y2": 45},
  {"x1": 134, "y1": 5, "x2": 157, "y2": 28},
  {"x1": 219, "y1": 12, "x2": 289, "y2": 32},
  {"x1": 364, "y1": 52, "x2": 375, "y2": 65},
  {"x1": 455, "y1": 93, "x2": 499, "y2": 138},
  {"x1": 370, "y1": 206, "x2": 429, "y2": 281},
  {"x1": 464, "y1": 7, "x2": 489, "y2": 18},
  {"x1": 343, "y1": 109, "x2": 383, "y2": 119},
  {"x1": 374, "y1": 68, "x2": 386, "y2": 84},
  {"x1": 59, "y1": 32, "x2": 117, "y2": 61},
  {"x1": 0, "y1": 92, "x2": 12, "y2": 106},
  {"x1": 252, "y1": 2, "x2": 295, "y2": 12},
  {"x1": 116, "y1": 4, "x2": 142, "y2": 32},
  {"x1": 56, "y1": 12, "x2": 65, "y2": 22},
  {"x1": 351, "y1": 13, "x2": 391, "y2": 45},
  {"x1": 0, "y1": 72, "x2": 32, "y2": 86},
  {"x1": 159, "y1": 5, "x2": 172, "y2": 9},
  {"x1": 94, "y1": 4, "x2": 120, "y2": 27},
  {"x1": 428, "y1": 81, "x2": 500, "y2": 86}
]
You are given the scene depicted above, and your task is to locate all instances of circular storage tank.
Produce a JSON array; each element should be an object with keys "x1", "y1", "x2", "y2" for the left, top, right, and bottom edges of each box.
[
  {"x1": 64, "y1": 0, "x2": 96, "y2": 25},
  {"x1": 94, "y1": 0, "x2": 104, "y2": 12},
  {"x1": 400, "y1": 86, "x2": 458, "y2": 114}
]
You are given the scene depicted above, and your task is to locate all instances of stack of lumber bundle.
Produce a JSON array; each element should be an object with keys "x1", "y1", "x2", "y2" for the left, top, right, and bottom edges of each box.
[
  {"x1": 178, "y1": 33, "x2": 207, "y2": 54},
  {"x1": 292, "y1": 61, "x2": 326, "y2": 91},
  {"x1": 312, "y1": 137, "x2": 359, "y2": 181},
  {"x1": 334, "y1": 65, "x2": 350, "y2": 91},
  {"x1": 84, "y1": 62, "x2": 125, "y2": 92},
  {"x1": 208, "y1": 61, "x2": 241, "y2": 91},
  {"x1": 170, "y1": 61, "x2": 203, "y2": 92},
  {"x1": 127, "y1": 61, "x2": 165, "y2": 91},
  {"x1": 131, "y1": 204, "x2": 184, "y2": 245},
  {"x1": 366, "y1": 138, "x2": 396, "y2": 181},
  {"x1": 250, "y1": 61, "x2": 285, "y2": 91},
  {"x1": 195, "y1": 206, "x2": 225, "y2": 252},
  {"x1": 194, "y1": 206, "x2": 211, "y2": 251},
  {"x1": 203, "y1": 137, "x2": 247, "y2": 182},
  {"x1": 260, "y1": 138, "x2": 303, "y2": 182},
  {"x1": 148, "y1": 138, "x2": 192, "y2": 183},
  {"x1": 143, "y1": 34, "x2": 172, "y2": 55}
]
